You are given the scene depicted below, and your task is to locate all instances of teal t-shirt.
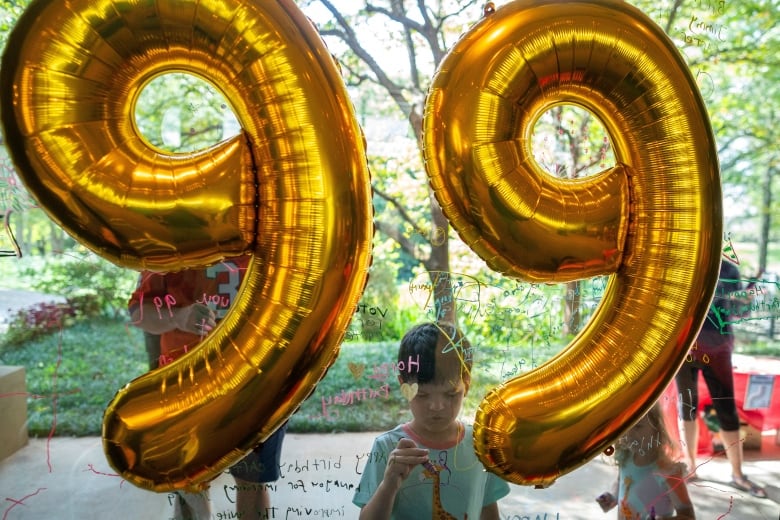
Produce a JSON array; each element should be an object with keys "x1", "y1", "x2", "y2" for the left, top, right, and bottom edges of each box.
[{"x1": 353, "y1": 422, "x2": 511, "y2": 519}]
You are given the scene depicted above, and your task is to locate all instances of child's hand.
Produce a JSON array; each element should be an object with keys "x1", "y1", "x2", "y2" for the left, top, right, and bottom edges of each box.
[
  {"x1": 595, "y1": 492, "x2": 617, "y2": 512},
  {"x1": 384, "y1": 438, "x2": 429, "y2": 486},
  {"x1": 176, "y1": 303, "x2": 216, "y2": 335}
]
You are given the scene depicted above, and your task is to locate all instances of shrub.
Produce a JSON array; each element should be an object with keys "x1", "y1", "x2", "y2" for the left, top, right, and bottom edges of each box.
[
  {"x1": 1, "y1": 289, "x2": 112, "y2": 349},
  {"x1": 289, "y1": 341, "x2": 407, "y2": 433},
  {"x1": 13, "y1": 251, "x2": 138, "y2": 319},
  {"x1": 0, "y1": 318, "x2": 148, "y2": 437},
  {"x1": 1, "y1": 301, "x2": 76, "y2": 347}
]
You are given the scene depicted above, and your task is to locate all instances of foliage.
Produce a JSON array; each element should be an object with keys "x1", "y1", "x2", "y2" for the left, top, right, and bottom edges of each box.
[
  {"x1": 2, "y1": 0, "x2": 779, "y2": 327},
  {"x1": 0, "y1": 318, "x2": 148, "y2": 437},
  {"x1": 10, "y1": 251, "x2": 138, "y2": 318},
  {"x1": 0, "y1": 250, "x2": 138, "y2": 347},
  {"x1": 134, "y1": 72, "x2": 239, "y2": 153},
  {"x1": 0, "y1": 288, "x2": 108, "y2": 348},
  {"x1": 0, "y1": 0, "x2": 779, "y2": 437},
  {"x1": 531, "y1": 105, "x2": 615, "y2": 179},
  {"x1": 643, "y1": 0, "x2": 780, "y2": 269},
  {"x1": 0, "y1": 321, "x2": 508, "y2": 437},
  {"x1": 2, "y1": 309, "x2": 778, "y2": 437},
  {"x1": 0, "y1": 152, "x2": 36, "y2": 214},
  {"x1": 304, "y1": 0, "x2": 780, "y2": 255},
  {"x1": 289, "y1": 341, "x2": 407, "y2": 433},
  {"x1": 295, "y1": 0, "x2": 780, "y2": 332},
  {"x1": 0, "y1": 0, "x2": 28, "y2": 51},
  {"x1": 2, "y1": 301, "x2": 76, "y2": 348},
  {"x1": 346, "y1": 237, "x2": 412, "y2": 342},
  {"x1": 299, "y1": 0, "x2": 492, "y2": 318}
]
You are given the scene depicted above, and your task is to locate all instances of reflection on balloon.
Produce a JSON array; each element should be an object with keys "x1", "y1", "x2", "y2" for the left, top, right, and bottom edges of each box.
[
  {"x1": 423, "y1": 0, "x2": 722, "y2": 486},
  {"x1": 0, "y1": 0, "x2": 373, "y2": 491}
]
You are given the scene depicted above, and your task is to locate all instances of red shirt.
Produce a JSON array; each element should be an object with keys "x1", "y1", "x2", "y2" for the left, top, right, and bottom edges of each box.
[{"x1": 129, "y1": 256, "x2": 250, "y2": 364}]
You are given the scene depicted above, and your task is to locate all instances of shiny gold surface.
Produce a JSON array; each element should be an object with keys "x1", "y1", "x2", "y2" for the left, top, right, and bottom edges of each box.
[
  {"x1": 1, "y1": 0, "x2": 373, "y2": 491},
  {"x1": 423, "y1": 0, "x2": 721, "y2": 486}
]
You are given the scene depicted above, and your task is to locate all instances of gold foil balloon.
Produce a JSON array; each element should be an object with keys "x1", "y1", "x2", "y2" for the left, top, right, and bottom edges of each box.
[
  {"x1": 1, "y1": 0, "x2": 373, "y2": 491},
  {"x1": 423, "y1": 0, "x2": 722, "y2": 486}
]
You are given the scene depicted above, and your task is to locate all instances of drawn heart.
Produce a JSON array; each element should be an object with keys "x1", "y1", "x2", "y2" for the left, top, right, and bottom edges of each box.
[
  {"x1": 347, "y1": 362, "x2": 365, "y2": 380},
  {"x1": 401, "y1": 382, "x2": 418, "y2": 401}
]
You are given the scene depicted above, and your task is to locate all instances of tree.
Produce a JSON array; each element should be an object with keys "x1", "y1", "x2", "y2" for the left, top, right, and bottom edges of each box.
[
  {"x1": 1, "y1": 0, "x2": 778, "y2": 332},
  {"x1": 302, "y1": 0, "x2": 780, "y2": 328},
  {"x1": 300, "y1": 0, "x2": 485, "y2": 324},
  {"x1": 646, "y1": 0, "x2": 780, "y2": 274}
]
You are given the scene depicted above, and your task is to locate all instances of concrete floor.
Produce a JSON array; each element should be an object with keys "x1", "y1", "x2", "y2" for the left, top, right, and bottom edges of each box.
[{"x1": 1, "y1": 431, "x2": 778, "y2": 519}]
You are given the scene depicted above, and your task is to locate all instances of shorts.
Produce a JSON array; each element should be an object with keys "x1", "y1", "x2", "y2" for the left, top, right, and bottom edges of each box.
[
  {"x1": 229, "y1": 423, "x2": 287, "y2": 483},
  {"x1": 675, "y1": 349, "x2": 740, "y2": 431}
]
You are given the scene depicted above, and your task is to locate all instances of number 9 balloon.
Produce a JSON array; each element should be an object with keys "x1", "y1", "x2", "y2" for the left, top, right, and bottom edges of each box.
[
  {"x1": 1, "y1": 0, "x2": 373, "y2": 491},
  {"x1": 423, "y1": 0, "x2": 722, "y2": 486}
]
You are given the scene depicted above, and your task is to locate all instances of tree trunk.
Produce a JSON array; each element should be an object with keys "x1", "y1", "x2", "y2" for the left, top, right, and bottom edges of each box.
[
  {"x1": 425, "y1": 195, "x2": 455, "y2": 325},
  {"x1": 564, "y1": 281, "x2": 582, "y2": 335},
  {"x1": 758, "y1": 165, "x2": 773, "y2": 276}
]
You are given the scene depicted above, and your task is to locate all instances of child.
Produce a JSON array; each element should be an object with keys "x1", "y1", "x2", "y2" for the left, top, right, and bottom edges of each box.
[
  {"x1": 129, "y1": 258, "x2": 286, "y2": 520},
  {"x1": 596, "y1": 402, "x2": 695, "y2": 519},
  {"x1": 353, "y1": 322, "x2": 510, "y2": 520}
]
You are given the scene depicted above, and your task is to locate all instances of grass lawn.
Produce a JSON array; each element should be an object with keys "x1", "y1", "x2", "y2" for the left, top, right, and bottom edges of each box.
[
  {"x1": 0, "y1": 319, "x2": 500, "y2": 436},
  {"x1": 0, "y1": 319, "x2": 149, "y2": 436},
  {"x1": 1, "y1": 317, "x2": 777, "y2": 437}
]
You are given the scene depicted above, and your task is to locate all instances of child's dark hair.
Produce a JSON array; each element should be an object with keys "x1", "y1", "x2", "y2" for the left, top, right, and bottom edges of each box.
[{"x1": 397, "y1": 322, "x2": 472, "y2": 385}]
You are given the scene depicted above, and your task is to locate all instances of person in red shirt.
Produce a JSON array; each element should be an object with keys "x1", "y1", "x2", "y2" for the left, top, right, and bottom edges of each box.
[{"x1": 129, "y1": 255, "x2": 286, "y2": 520}]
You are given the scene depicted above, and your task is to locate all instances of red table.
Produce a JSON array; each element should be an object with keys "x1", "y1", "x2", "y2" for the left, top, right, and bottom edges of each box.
[{"x1": 662, "y1": 354, "x2": 780, "y2": 456}]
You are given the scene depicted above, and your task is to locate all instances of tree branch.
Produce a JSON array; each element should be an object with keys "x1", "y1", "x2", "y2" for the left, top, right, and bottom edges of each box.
[
  {"x1": 318, "y1": 0, "x2": 415, "y2": 122},
  {"x1": 373, "y1": 183, "x2": 426, "y2": 239}
]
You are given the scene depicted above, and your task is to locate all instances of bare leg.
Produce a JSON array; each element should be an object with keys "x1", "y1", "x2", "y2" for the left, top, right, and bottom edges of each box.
[
  {"x1": 721, "y1": 428, "x2": 767, "y2": 497},
  {"x1": 680, "y1": 419, "x2": 699, "y2": 477},
  {"x1": 719, "y1": 428, "x2": 745, "y2": 480},
  {"x1": 172, "y1": 493, "x2": 186, "y2": 520},
  {"x1": 235, "y1": 477, "x2": 271, "y2": 519},
  {"x1": 179, "y1": 490, "x2": 211, "y2": 520}
]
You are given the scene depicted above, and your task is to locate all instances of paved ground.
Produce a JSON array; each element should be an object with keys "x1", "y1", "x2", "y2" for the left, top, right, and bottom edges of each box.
[{"x1": 1, "y1": 431, "x2": 778, "y2": 520}]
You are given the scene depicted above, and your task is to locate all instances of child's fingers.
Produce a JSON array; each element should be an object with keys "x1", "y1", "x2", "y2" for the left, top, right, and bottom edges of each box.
[
  {"x1": 393, "y1": 438, "x2": 429, "y2": 461},
  {"x1": 391, "y1": 451, "x2": 429, "y2": 466},
  {"x1": 396, "y1": 438, "x2": 417, "y2": 449},
  {"x1": 389, "y1": 449, "x2": 429, "y2": 465},
  {"x1": 386, "y1": 438, "x2": 429, "y2": 481}
]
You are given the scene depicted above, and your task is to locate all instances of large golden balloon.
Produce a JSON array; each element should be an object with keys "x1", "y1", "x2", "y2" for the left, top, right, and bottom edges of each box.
[
  {"x1": 1, "y1": 0, "x2": 373, "y2": 491},
  {"x1": 423, "y1": 0, "x2": 722, "y2": 486}
]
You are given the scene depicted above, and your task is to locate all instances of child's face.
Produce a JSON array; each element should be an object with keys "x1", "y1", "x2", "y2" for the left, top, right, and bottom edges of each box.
[{"x1": 408, "y1": 377, "x2": 467, "y2": 438}]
